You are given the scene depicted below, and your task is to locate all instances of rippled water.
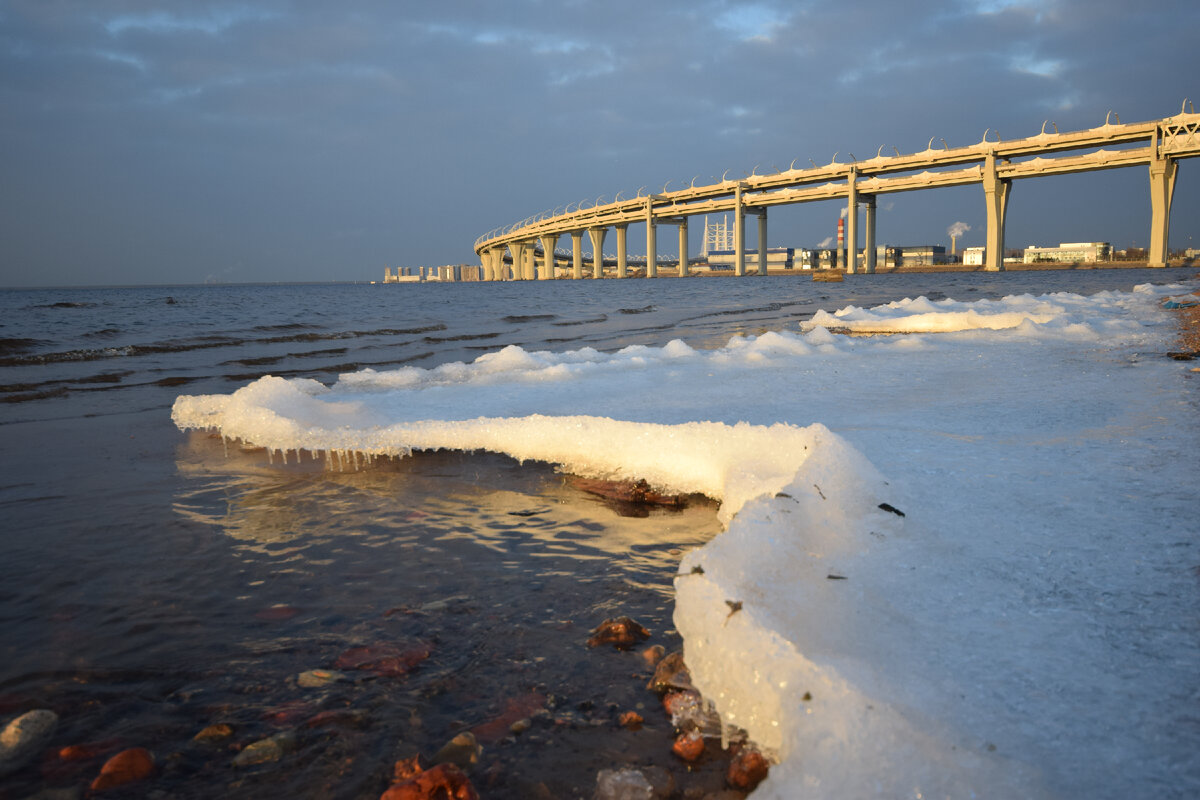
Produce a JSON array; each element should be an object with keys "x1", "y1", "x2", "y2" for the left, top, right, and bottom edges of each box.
[{"x1": 0, "y1": 268, "x2": 1190, "y2": 798}]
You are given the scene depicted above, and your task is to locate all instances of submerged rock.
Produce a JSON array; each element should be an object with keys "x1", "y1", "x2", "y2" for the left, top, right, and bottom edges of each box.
[
  {"x1": 193, "y1": 723, "x2": 234, "y2": 743},
  {"x1": 0, "y1": 709, "x2": 59, "y2": 777},
  {"x1": 381, "y1": 762, "x2": 479, "y2": 800},
  {"x1": 89, "y1": 747, "x2": 154, "y2": 791},
  {"x1": 232, "y1": 732, "x2": 296, "y2": 767},
  {"x1": 671, "y1": 731, "x2": 704, "y2": 762},
  {"x1": 587, "y1": 617, "x2": 650, "y2": 649},
  {"x1": 431, "y1": 731, "x2": 481, "y2": 771},
  {"x1": 297, "y1": 668, "x2": 347, "y2": 688}
]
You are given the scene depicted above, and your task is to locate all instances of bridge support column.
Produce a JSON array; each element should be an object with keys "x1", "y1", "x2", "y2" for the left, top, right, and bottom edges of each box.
[
  {"x1": 615, "y1": 224, "x2": 629, "y2": 278},
  {"x1": 508, "y1": 242, "x2": 528, "y2": 281},
  {"x1": 1148, "y1": 156, "x2": 1178, "y2": 268},
  {"x1": 525, "y1": 245, "x2": 538, "y2": 280},
  {"x1": 863, "y1": 195, "x2": 877, "y2": 273},
  {"x1": 678, "y1": 219, "x2": 689, "y2": 277},
  {"x1": 734, "y1": 184, "x2": 745, "y2": 277},
  {"x1": 756, "y1": 211, "x2": 768, "y2": 276},
  {"x1": 538, "y1": 234, "x2": 557, "y2": 279},
  {"x1": 646, "y1": 202, "x2": 658, "y2": 278},
  {"x1": 479, "y1": 250, "x2": 492, "y2": 281},
  {"x1": 845, "y1": 168, "x2": 858, "y2": 274},
  {"x1": 588, "y1": 228, "x2": 607, "y2": 279},
  {"x1": 571, "y1": 232, "x2": 584, "y2": 279},
  {"x1": 983, "y1": 152, "x2": 1011, "y2": 271}
]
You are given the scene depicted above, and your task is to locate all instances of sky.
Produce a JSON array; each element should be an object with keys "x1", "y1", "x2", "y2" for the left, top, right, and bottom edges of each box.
[{"x1": 2, "y1": 0, "x2": 1199, "y2": 287}]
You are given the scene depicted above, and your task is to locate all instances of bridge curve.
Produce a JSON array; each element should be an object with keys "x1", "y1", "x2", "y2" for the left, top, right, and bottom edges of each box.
[{"x1": 475, "y1": 104, "x2": 1199, "y2": 280}]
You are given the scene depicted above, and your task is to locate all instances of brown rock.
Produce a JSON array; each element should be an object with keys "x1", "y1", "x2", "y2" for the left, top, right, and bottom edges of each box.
[
  {"x1": 661, "y1": 689, "x2": 701, "y2": 718},
  {"x1": 727, "y1": 746, "x2": 770, "y2": 791},
  {"x1": 618, "y1": 711, "x2": 644, "y2": 730},
  {"x1": 586, "y1": 617, "x2": 650, "y2": 649},
  {"x1": 671, "y1": 731, "x2": 704, "y2": 762},
  {"x1": 392, "y1": 754, "x2": 423, "y2": 782},
  {"x1": 641, "y1": 644, "x2": 666, "y2": 667},
  {"x1": 89, "y1": 747, "x2": 154, "y2": 791},
  {"x1": 646, "y1": 651, "x2": 693, "y2": 693},
  {"x1": 334, "y1": 643, "x2": 432, "y2": 678},
  {"x1": 193, "y1": 724, "x2": 234, "y2": 743},
  {"x1": 380, "y1": 762, "x2": 479, "y2": 800}
]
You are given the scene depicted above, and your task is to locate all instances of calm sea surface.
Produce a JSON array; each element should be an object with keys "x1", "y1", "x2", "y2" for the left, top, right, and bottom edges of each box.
[{"x1": 0, "y1": 269, "x2": 1189, "y2": 798}]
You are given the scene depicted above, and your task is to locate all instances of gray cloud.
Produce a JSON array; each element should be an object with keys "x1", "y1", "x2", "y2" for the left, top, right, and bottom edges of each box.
[{"x1": 1, "y1": 0, "x2": 1197, "y2": 285}]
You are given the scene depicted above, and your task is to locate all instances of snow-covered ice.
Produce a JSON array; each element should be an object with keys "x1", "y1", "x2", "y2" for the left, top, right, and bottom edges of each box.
[{"x1": 173, "y1": 283, "x2": 1200, "y2": 798}]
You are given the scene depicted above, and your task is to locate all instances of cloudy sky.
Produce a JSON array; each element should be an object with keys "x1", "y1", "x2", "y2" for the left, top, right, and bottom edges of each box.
[{"x1": 2, "y1": 0, "x2": 1198, "y2": 287}]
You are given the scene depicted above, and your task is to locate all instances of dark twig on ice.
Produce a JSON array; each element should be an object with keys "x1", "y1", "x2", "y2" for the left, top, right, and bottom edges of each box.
[{"x1": 878, "y1": 502, "x2": 905, "y2": 517}]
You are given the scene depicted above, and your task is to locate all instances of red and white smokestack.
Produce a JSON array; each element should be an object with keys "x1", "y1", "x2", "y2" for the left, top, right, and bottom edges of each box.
[{"x1": 837, "y1": 218, "x2": 845, "y2": 268}]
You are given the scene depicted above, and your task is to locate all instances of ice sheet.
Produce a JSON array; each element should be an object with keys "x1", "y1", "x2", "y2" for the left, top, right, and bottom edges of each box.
[{"x1": 173, "y1": 283, "x2": 1200, "y2": 798}]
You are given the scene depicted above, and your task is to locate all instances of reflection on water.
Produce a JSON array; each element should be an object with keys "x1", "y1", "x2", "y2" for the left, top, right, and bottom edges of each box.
[{"x1": 1, "y1": 432, "x2": 734, "y2": 799}]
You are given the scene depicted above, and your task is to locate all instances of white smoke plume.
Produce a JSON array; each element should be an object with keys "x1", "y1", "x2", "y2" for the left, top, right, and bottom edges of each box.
[
  {"x1": 840, "y1": 206, "x2": 849, "y2": 219},
  {"x1": 947, "y1": 221, "x2": 971, "y2": 238},
  {"x1": 817, "y1": 236, "x2": 834, "y2": 248}
]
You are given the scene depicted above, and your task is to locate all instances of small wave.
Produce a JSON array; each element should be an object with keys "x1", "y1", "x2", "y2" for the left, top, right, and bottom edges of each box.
[
  {"x1": 618, "y1": 305, "x2": 656, "y2": 315},
  {"x1": 0, "y1": 338, "x2": 41, "y2": 356},
  {"x1": 82, "y1": 328, "x2": 122, "y2": 339},
  {"x1": 0, "y1": 325, "x2": 448, "y2": 367},
  {"x1": 502, "y1": 314, "x2": 557, "y2": 323},
  {"x1": 423, "y1": 332, "x2": 502, "y2": 343},
  {"x1": 252, "y1": 322, "x2": 323, "y2": 333},
  {"x1": 552, "y1": 316, "x2": 608, "y2": 327},
  {"x1": 31, "y1": 301, "x2": 97, "y2": 309}
]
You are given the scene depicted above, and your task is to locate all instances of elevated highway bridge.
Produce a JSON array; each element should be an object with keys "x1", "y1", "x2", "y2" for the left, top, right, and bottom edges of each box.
[{"x1": 474, "y1": 104, "x2": 1199, "y2": 280}]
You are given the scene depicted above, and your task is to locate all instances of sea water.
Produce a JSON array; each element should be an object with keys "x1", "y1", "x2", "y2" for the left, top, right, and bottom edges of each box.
[{"x1": 1, "y1": 269, "x2": 1196, "y2": 799}]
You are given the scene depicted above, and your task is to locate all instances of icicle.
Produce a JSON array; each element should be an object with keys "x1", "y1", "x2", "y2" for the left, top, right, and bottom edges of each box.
[
  {"x1": 267, "y1": 448, "x2": 274, "y2": 465},
  {"x1": 222, "y1": 436, "x2": 229, "y2": 458},
  {"x1": 281, "y1": 449, "x2": 288, "y2": 465}
]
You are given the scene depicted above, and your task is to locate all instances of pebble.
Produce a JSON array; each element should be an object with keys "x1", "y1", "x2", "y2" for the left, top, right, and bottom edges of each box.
[
  {"x1": 671, "y1": 731, "x2": 704, "y2": 762},
  {"x1": 90, "y1": 747, "x2": 154, "y2": 791},
  {"x1": 193, "y1": 723, "x2": 234, "y2": 743},
  {"x1": 641, "y1": 644, "x2": 666, "y2": 667},
  {"x1": 509, "y1": 718, "x2": 531, "y2": 735},
  {"x1": 297, "y1": 668, "x2": 347, "y2": 688},
  {"x1": 726, "y1": 746, "x2": 770, "y2": 791},
  {"x1": 381, "y1": 762, "x2": 479, "y2": 800},
  {"x1": 646, "y1": 651, "x2": 693, "y2": 693},
  {"x1": 618, "y1": 711, "x2": 644, "y2": 730},
  {"x1": 431, "y1": 731, "x2": 481, "y2": 771},
  {"x1": 0, "y1": 709, "x2": 59, "y2": 777},
  {"x1": 587, "y1": 616, "x2": 650, "y2": 649},
  {"x1": 232, "y1": 732, "x2": 296, "y2": 767}
]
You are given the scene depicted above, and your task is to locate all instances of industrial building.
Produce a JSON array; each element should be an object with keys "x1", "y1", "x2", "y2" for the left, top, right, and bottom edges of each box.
[{"x1": 1022, "y1": 242, "x2": 1112, "y2": 264}]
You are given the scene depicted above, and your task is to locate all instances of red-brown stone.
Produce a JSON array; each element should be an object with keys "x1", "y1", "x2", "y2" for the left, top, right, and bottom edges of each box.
[
  {"x1": 334, "y1": 643, "x2": 431, "y2": 677},
  {"x1": 586, "y1": 616, "x2": 650, "y2": 649},
  {"x1": 618, "y1": 711, "x2": 644, "y2": 730},
  {"x1": 727, "y1": 746, "x2": 770, "y2": 791},
  {"x1": 470, "y1": 691, "x2": 546, "y2": 742},
  {"x1": 392, "y1": 754, "x2": 423, "y2": 782},
  {"x1": 57, "y1": 739, "x2": 121, "y2": 762},
  {"x1": 380, "y1": 762, "x2": 479, "y2": 800},
  {"x1": 671, "y1": 731, "x2": 704, "y2": 762},
  {"x1": 661, "y1": 689, "x2": 701, "y2": 717},
  {"x1": 90, "y1": 747, "x2": 154, "y2": 791}
]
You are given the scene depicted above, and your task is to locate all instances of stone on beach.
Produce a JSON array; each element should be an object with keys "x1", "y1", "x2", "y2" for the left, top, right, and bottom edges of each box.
[
  {"x1": 645, "y1": 650, "x2": 693, "y2": 693},
  {"x1": 380, "y1": 762, "x2": 479, "y2": 800},
  {"x1": 0, "y1": 709, "x2": 58, "y2": 777},
  {"x1": 431, "y1": 731, "x2": 481, "y2": 771},
  {"x1": 618, "y1": 710, "x2": 644, "y2": 730},
  {"x1": 586, "y1": 616, "x2": 650, "y2": 649},
  {"x1": 89, "y1": 747, "x2": 154, "y2": 791},
  {"x1": 232, "y1": 732, "x2": 296, "y2": 767},
  {"x1": 726, "y1": 746, "x2": 770, "y2": 791},
  {"x1": 671, "y1": 731, "x2": 704, "y2": 762}
]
